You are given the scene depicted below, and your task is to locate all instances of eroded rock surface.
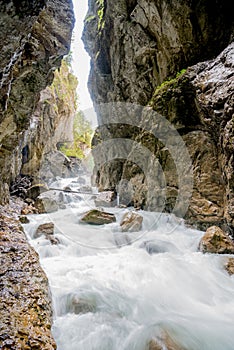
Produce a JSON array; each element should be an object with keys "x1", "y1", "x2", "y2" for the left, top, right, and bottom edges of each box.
[
  {"x1": 120, "y1": 211, "x2": 143, "y2": 232},
  {"x1": 199, "y1": 226, "x2": 234, "y2": 254},
  {"x1": 80, "y1": 209, "x2": 116, "y2": 225},
  {"x1": 0, "y1": 201, "x2": 56, "y2": 349},
  {"x1": 225, "y1": 258, "x2": 234, "y2": 275},
  {"x1": 83, "y1": 0, "x2": 234, "y2": 232},
  {"x1": 0, "y1": 0, "x2": 75, "y2": 203}
]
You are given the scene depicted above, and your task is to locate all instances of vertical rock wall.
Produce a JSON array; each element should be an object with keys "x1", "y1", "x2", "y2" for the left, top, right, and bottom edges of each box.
[
  {"x1": 0, "y1": 0, "x2": 75, "y2": 204},
  {"x1": 83, "y1": 0, "x2": 234, "y2": 232}
]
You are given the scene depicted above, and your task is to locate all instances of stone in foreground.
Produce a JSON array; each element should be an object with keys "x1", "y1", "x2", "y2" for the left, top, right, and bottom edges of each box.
[
  {"x1": 198, "y1": 226, "x2": 234, "y2": 254},
  {"x1": 80, "y1": 209, "x2": 116, "y2": 225},
  {"x1": 120, "y1": 211, "x2": 143, "y2": 232}
]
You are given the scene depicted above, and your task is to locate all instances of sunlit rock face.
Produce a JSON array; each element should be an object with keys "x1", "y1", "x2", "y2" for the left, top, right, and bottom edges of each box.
[
  {"x1": 0, "y1": 0, "x2": 75, "y2": 203},
  {"x1": 83, "y1": 0, "x2": 234, "y2": 232}
]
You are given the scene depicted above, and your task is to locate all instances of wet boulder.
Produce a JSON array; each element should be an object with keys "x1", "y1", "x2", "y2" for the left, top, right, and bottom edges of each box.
[
  {"x1": 225, "y1": 258, "x2": 234, "y2": 275},
  {"x1": 34, "y1": 222, "x2": 54, "y2": 238},
  {"x1": 147, "y1": 332, "x2": 184, "y2": 350},
  {"x1": 34, "y1": 195, "x2": 59, "y2": 214},
  {"x1": 34, "y1": 222, "x2": 59, "y2": 245},
  {"x1": 94, "y1": 191, "x2": 117, "y2": 207},
  {"x1": 198, "y1": 226, "x2": 234, "y2": 254},
  {"x1": 80, "y1": 209, "x2": 116, "y2": 225},
  {"x1": 120, "y1": 211, "x2": 143, "y2": 232}
]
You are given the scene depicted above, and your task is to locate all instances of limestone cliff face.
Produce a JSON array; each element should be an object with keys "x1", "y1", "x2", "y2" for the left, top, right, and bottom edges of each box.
[
  {"x1": 83, "y1": 0, "x2": 234, "y2": 232},
  {"x1": 0, "y1": 0, "x2": 75, "y2": 204},
  {"x1": 21, "y1": 60, "x2": 77, "y2": 178}
]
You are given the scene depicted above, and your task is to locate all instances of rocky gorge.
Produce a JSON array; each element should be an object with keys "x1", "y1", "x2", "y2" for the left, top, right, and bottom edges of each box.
[
  {"x1": 0, "y1": 0, "x2": 75, "y2": 347},
  {"x1": 0, "y1": 0, "x2": 234, "y2": 349},
  {"x1": 83, "y1": 0, "x2": 234, "y2": 233}
]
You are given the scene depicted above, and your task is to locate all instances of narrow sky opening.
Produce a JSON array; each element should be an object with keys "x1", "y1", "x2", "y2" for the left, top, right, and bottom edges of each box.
[{"x1": 71, "y1": 1, "x2": 93, "y2": 112}]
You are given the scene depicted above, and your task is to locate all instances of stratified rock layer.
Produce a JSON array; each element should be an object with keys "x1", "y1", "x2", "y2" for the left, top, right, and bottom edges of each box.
[
  {"x1": 83, "y1": 0, "x2": 234, "y2": 232},
  {"x1": 0, "y1": 201, "x2": 56, "y2": 349}
]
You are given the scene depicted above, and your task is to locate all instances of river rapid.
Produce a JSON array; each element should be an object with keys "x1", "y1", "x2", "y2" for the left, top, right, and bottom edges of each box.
[{"x1": 23, "y1": 176, "x2": 234, "y2": 350}]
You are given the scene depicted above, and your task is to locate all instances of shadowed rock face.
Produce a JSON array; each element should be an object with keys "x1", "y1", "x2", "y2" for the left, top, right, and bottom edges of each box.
[
  {"x1": 83, "y1": 0, "x2": 234, "y2": 232},
  {"x1": 0, "y1": 201, "x2": 56, "y2": 349},
  {"x1": 0, "y1": 1, "x2": 74, "y2": 347},
  {"x1": 0, "y1": 0, "x2": 75, "y2": 204}
]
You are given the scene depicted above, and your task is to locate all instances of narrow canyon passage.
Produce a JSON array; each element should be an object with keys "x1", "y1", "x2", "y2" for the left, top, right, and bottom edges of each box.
[{"x1": 0, "y1": 0, "x2": 234, "y2": 348}]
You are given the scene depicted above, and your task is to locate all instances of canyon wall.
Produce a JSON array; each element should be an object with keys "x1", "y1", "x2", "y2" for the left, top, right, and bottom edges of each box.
[
  {"x1": 0, "y1": 0, "x2": 75, "y2": 204},
  {"x1": 0, "y1": 0, "x2": 75, "y2": 347},
  {"x1": 83, "y1": 0, "x2": 234, "y2": 232}
]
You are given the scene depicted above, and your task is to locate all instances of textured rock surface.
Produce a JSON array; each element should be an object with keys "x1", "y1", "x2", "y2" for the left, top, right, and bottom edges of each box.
[
  {"x1": 0, "y1": 1, "x2": 74, "y2": 347},
  {"x1": 0, "y1": 0, "x2": 75, "y2": 204},
  {"x1": 120, "y1": 211, "x2": 143, "y2": 232},
  {"x1": 0, "y1": 200, "x2": 56, "y2": 349},
  {"x1": 94, "y1": 190, "x2": 117, "y2": 207},
  {"x1": 225, "y1": 258, "x2": 234, "y2": 275},
  {"x1": 199, "y1": 226, "x2": 234, "y2": 254},
  {"x1": 80, "y1": 209, "x2": 116, "y2": 225},
  {"x1": 83, "y1": 0, "x2": 234, "y2": 232}
]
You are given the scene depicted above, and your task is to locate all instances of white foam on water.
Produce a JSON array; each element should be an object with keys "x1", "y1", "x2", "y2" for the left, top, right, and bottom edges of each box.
[{"x1": 23, "y1": 178, "x2": 234, "y2": 350}]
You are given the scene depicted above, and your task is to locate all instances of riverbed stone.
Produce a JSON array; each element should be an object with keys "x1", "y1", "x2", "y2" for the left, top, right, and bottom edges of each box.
[
  {"x1": 147, "y1": 332, "x2": 184, "y2": 350},
  {"x1": 94, "y1": 191, "x2": 117, "y2": 207},
  {"x1": 34, "y1": 196, "x2": 59, "y2": 214},
  {"x1": 80, "y1": 209, "x2": 116, "y2": 225},
  {"x1": 34, "y1": 222, "x2": 59, "y2": 245},
  {"x1": 35, "y1": 222, "x2": 54, "y2": 238},
  {"x1": 198, "y1": 226, "x2": 234, "y2": 254},
  {"x1": 120, "y1": 211, "x2": 143, "y2": 232},
  {"x1": 225, "y1": 258, "x2": 234, "y2": 275}
]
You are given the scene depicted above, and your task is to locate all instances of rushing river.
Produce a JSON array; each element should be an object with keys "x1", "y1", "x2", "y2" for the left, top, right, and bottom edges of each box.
[{"x1": 23, "y1": 176, "x2": 234, "y2": 350}]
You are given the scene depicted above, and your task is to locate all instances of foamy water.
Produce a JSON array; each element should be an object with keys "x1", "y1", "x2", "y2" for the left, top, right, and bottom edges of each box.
[{"x1": 23, "y1": 178, "x2": 234, "y2": 350}]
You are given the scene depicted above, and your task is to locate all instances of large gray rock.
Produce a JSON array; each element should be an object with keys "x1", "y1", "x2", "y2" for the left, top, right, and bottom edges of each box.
[
  {"x1": 94, "y1": 191, "x2": 117, "y2": 207},
  {"x1": 34, "y1": 196, "x2": 59, "y2": 214}
]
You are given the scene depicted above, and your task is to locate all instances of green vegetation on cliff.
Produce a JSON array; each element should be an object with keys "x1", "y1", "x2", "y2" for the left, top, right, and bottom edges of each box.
[
  {"x1": 60, "y1": 110, "x2": 93, "y2": 159},
  {"x1": 46, "y1": 58, "x2": 93, "y2": 159}
]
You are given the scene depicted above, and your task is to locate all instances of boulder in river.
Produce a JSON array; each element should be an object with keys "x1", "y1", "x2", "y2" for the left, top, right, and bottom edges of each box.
[
  {"x1": 34, "y1": 222, "x2": 59, "y2": 245},
  {"x1": 34, "y1": 196, "x2": 59, "y2": 214},
  {"x1": 198, "y1": 226, "x2": 234, "y2": 254},
  {"x1": 35, "y1": 222, "x2": 54, "y2": 238},
  {"x1": 147, "y1": 332, "x2": 184, "y2": 350},
  {"x1": 94, "y1": 191, "x2": 117, "y2": 207},
  {"x1": 120, "y1": 211, "x2": 143, "y2": 232},
  {"x1": 225, "y1": 258, "x2": 234, "y2": 275},
  {"x1": 80, "y1": 209, "x2": 116, "y2": 225}
]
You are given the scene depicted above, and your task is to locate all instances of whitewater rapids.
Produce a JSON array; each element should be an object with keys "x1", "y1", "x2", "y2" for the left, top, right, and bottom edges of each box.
[{"x1": 23, "y1": 178, "x2": 234, "y2": 350}]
